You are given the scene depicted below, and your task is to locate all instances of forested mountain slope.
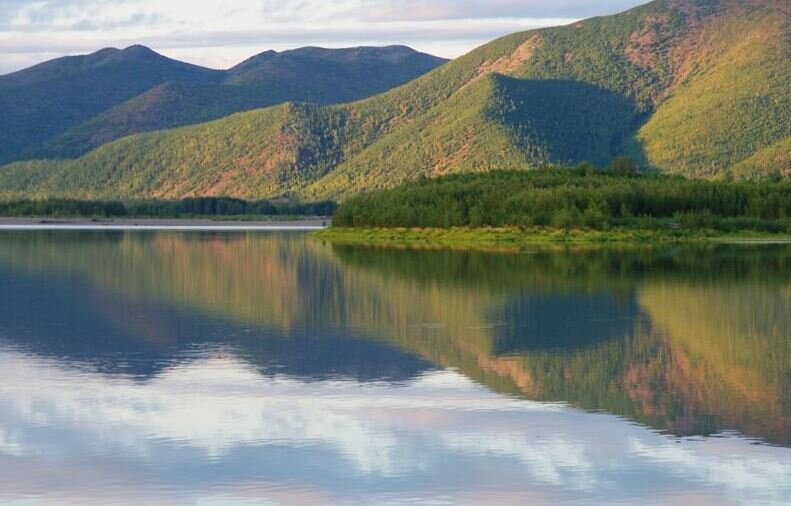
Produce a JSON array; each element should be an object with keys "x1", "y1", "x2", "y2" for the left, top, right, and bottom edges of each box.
[
  {"x1": 0, "y1": 45, "x2": 446, "y2": 163},
  {"x1": 1, "y1": 0, "x2": 787, "y2": 200},
  {"x1": 33, "y1": 46, "x2": 446, "y2": 159}
]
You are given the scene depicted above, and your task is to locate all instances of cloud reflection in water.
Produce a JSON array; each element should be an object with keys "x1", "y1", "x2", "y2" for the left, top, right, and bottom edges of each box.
[{"x1": 0, "y1": 347, "x2": 789, "y2": 505}]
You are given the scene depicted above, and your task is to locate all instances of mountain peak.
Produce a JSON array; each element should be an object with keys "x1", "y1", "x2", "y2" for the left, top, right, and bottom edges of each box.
[
  {"x1": 92, "y1": 47, "x2": 121, "y2": 56},
  {"x1": 122, "y1": 44, "x2": 158, "y2": 56},
  {"x1": 85, "y1": 45, "x2": 163, "y2": 64},
  {"x1": 228, "y1": 45, "x2": 446, "y2": 77},
  {"x1": 283, "y1": 45, "x2": 437, "y2": 64}
]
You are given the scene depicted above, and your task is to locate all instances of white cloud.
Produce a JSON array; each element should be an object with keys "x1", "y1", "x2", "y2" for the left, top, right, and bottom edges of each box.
[{"x1": 0, "y1": 0, "x2": 650, "y2": 74}]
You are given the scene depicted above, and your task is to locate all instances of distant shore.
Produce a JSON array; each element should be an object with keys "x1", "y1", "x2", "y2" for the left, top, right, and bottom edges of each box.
[{"x1": 0, "y1": 217, "x2": 330, "y2": 229}]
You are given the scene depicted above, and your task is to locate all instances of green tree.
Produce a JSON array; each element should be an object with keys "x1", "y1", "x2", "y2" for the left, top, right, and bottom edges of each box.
[{"x1": 610, "y1": 156, "x2": 638, "y2": 176}]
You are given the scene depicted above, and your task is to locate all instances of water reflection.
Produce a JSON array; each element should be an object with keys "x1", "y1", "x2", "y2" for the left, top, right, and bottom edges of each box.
[
  {"x1": 331, "y1": 243, "x2": 791, "y2": 446},
  {"x1": 0, "y1": 231, "x2": 789, "y2": 504}
]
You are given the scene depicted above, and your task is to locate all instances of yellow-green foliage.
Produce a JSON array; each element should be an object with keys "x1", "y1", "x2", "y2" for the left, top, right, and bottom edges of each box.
[
  {"x1": 731, "y1": 137, "x2": 791, "y2": 180},
  {"x1": 637, "y1": 3, "x2": 791, "y2": 177}
]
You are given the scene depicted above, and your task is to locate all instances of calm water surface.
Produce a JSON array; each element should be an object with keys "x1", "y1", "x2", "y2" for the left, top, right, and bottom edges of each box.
[{"x1": 0, "y1": 231, "x2": 789, "y2": 505}]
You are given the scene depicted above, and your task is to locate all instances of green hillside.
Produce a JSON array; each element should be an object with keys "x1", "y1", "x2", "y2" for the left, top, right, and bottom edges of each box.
[
  {"x1": 306, "y1": 75, "x2": 643, "y2": 198},
  {"x1": 635, "y1": 2, "x2": 791, "y2": 177},
  {"x1": 0, "y1": 0, "x2": 788, "y2": 200},
  {"x1": 731, "y1": 137, "x2": 791, "y2": 180}
]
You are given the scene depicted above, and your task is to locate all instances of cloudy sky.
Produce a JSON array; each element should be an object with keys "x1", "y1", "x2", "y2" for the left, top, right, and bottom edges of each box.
[{"x1": 0, "y1": 0, "x2": 648, "y2": 74}]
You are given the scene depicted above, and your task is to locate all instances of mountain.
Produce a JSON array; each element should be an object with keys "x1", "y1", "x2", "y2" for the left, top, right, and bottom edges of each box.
[
  {"x1": 0, "y1": 45, "x2": 447, "y2": 163},
  {"x1": 0, "y1": 0, "x2": 788, "y2": 200},
  {"x1": 31, "y1": 46, "x2": 447, "y2": 160},
  {"x1": 0, "y1": 45, "x2": 221, "y2": 164}
]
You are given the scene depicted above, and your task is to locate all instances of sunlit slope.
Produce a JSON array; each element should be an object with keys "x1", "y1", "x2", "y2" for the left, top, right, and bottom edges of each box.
[
  {"x1": 1, "y1": 0, "x2": 787, "y2": 199},
  {"x1": 322, "y1": 0, "x2": 791, "y2": 188},
  {"x1": 0, "y1": 28, "x2": 559, "y2": 199},
  {"x1": 33, "y1": 81, "x2": 270, "y2": 160},
  {"x1": 636, "y1": 2, "x2": 791, "y2": 177},
  {"x1": 731, "y1": 137, "x2": 791, "y2": 180},
  {"x1": 0, "y1": 30, "x2": 548, "y2": 199}
]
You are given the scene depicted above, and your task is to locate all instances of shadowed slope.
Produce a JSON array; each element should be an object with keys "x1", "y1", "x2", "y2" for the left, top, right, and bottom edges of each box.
[{"x1": 0, "y1": 46, "x2": 221, "y2": 164}]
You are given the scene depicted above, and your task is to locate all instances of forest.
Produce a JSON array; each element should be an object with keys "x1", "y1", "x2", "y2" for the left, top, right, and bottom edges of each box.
[{"x1": 332, "y1": 163, "x2": 791, "y2": 233}]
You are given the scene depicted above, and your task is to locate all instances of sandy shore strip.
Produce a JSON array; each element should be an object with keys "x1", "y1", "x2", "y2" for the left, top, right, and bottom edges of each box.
[{"x1": 0, "y1": 217, "x2": 330, "y2": 230}]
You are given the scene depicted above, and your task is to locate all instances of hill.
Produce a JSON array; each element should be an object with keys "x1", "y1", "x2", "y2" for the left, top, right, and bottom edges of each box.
[
  {"x1": 32, "y1": 46, "x2": 447, "y2": 159},
  {"x1": 0, "y1": 45, "x2": 446, "y2": 163},
  {"x1": 0, "y1": 0, "x2": 788, "y2": 200},
  {"x1": 0, "y1": 45, "x2": 220, "y2": 164}
]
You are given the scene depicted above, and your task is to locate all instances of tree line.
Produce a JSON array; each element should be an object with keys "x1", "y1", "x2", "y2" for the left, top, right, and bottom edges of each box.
[
  {"x1": 333, "y1": 163, "x2": 791, "y2": 233},
  {"x1": 0, "y1": 197, "x2": 337, "y2": 219}
]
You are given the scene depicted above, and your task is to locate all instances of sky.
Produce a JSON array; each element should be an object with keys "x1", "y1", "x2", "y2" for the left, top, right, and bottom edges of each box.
[{"x1": 0, "y1": 0, "x2": 649, "y2": 74}]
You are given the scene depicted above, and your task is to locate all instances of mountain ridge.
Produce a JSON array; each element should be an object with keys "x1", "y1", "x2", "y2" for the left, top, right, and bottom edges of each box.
[
  {"x1": 0, "y1": 45, "x2": 220, "y2": 163},
  {"x1": 0, "y1": 44, "x2": 447, "y2": 163}
]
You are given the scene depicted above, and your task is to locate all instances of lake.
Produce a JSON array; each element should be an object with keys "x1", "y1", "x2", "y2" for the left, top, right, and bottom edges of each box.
[{"x1": 0, "y1": 230, "x2": 789, "y2": 505}]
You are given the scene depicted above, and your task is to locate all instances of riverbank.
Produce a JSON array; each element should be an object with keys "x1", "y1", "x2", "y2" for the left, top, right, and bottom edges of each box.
[
  {"x1": 0, "y1": 217, "x2": 330, "y2": 229},
  {"x1": 314, "y1": 227, "x2": 791, "y2": 251}
]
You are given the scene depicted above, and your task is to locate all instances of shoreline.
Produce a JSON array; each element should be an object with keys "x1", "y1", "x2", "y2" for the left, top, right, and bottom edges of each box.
[
  {"x1": 0, "y1": 217, "x2": 330, "y2": 230},
  {"x1": 314, "y1": 227, "x2": 791, "y2": 251}
]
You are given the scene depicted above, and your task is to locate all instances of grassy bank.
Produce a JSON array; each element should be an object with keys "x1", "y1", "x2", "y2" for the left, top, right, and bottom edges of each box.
[
  {"x1": 321, "y1": 168, "x2": 791, "y2": 249},
  {"x1": 314, "y1": 227, "x2": 791, "y2": 251}
]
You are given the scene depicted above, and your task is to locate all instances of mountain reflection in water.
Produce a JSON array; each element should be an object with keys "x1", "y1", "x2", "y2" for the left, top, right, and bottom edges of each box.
[{"x1": 0, "y1": 230, "x2": 788, "y2": 505}]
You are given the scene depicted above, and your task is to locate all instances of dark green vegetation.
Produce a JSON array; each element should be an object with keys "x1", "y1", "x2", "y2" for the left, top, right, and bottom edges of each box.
[
  {"x1": 0, "y1": 197, "x2": 336, "y2": 219},
  {"x1": 0, "y1": 0, "x2": 788, "y2": 201},
  {"x1": 331, "y1": 169, "x2": 791, "y2": 233},
  {"x1": 0, "y1": 45, "x2": 446, "y2": 163}
]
